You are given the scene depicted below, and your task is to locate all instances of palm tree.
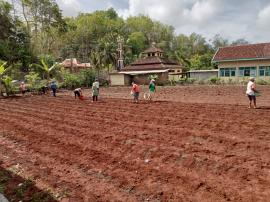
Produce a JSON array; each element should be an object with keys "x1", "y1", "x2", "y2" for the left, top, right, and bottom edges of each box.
[
  {"x1": 100, "y1": 40, "x2": 117, "y2": 73},
  {"x1": 174, "y1": 50, "x2": 191, "y2": 70},
  {"x1": 89, "y1": 50, "x2": 103, "y2": 77}
]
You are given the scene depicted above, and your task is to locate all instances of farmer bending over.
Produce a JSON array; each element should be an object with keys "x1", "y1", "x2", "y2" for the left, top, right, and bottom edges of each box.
[{"x1": 74, "y1": 88, "x2": 82, "y2": 99}]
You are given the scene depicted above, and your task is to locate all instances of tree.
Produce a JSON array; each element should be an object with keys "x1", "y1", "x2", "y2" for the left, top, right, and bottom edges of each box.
[
  {"x1": 127, "y1": 32, "x2": 147, "y2": 57},
  {"x1": 211, "y1": 34, "x2": 229, "y2": 51},
  {"x1": 231, "y1": 38, "x2": 249, "y2": 46},
  {"x1": 89, "y1": 51, "x2": 103, "y2": 77},
  {"x1": 19, "y1": 0, "x2": 66, "y2": 55}
]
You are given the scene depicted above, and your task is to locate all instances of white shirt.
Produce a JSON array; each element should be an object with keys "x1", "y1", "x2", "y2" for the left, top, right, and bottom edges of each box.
[
  {"x1": 93, "y1": 81, "x2": 99, "y2": 88},
  {"x1": 246, "y1": 81, "x2": 255, "y2": 95}
]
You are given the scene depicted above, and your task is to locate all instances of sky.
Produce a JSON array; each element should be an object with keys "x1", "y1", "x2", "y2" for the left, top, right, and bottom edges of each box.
[{"x1": 55, "y1": 0, "x2": 270, "y2": 43}]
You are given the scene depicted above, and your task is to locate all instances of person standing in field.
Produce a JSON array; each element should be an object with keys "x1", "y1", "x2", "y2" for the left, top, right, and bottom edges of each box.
[
  {"x1": 93, "y1": 79, "x2": 99, "y2": 92},
  {"x1": 20, "y1": 82, "x2": 26, "y2": 96},
  {"x1": 246, "y1": 77, "x2": 257, "y2": 109},
  {"x1": 131, "y1": 81, "x2": 140, "y2": 103},
  {"x1": 149, "y1": 79, "x2": 156, "y2": 101},
  {"x1": 92, "y1": 81, "x2": 99, "y2": 102},
  {"x1": 50, "y1": 81, "x2": 57, "y2": 97}
]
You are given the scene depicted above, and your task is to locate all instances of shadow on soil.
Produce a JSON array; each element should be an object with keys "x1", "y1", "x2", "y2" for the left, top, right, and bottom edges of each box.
[
  {"x1": 256, "y1": 106, "x2": 270, "y2": 110},
  {"x1": 0, "y1": 165, "x2": 57, "y2": 202}
]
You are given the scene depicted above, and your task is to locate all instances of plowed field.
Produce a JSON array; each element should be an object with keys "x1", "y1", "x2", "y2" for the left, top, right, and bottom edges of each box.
[{"x1": 1, "y1": 85, "x2": 270, "y2": 202}]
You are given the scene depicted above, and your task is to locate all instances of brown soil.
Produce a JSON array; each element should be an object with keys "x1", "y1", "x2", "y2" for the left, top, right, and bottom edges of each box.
[{"x1": 0, "y1": 85, "x2": 270, "y2": 201}]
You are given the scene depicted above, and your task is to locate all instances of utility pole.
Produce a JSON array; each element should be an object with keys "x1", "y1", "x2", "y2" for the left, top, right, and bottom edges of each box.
[{"x1": 117, "y1": 36, "x2": 124, "y2": 71}]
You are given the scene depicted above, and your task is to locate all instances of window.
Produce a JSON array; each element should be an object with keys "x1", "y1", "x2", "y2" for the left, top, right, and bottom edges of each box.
[
  {"x1": 238, "y1": 67, "x2": 256, "y2": 77},
  {"x1": 259, "y1": 66, "x2": 270, "y2": 76},
  {"x1": 220, "y1": 69, "x2": 225, "y2": 77},
  {"x1": 219, "y1": 68, "x2": 236, "y2": 77}
]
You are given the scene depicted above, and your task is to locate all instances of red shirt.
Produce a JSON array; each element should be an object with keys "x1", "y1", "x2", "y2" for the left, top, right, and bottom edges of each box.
[{"x1": 132, "y1": 84, "x2": 140, "y2": 93}]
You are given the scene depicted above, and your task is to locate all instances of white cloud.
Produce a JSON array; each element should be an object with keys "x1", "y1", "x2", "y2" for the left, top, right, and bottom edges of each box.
[
  {"x1": 56, "y1": 0, "x2": 82, "y2": 16},
  {"x1": 184, "y1": 0, "x2": 219, "y2": 22},
  {"x1": 55, "y1": 0, "x2": 270, "y2": 43},
  {"x1": 257, "y1": 4, "x2": 270, "y2": 29}
]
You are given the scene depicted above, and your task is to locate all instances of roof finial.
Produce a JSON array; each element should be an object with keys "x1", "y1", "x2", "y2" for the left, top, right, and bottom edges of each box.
[{"x1": 151, "y1": 42, "x2": 156, "y2": 47}]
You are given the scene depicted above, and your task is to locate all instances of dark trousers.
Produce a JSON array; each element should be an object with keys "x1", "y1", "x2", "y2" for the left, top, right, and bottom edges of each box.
[
  {"x1": 92, "y1": 95, "x2": 98, "y2": 101},
  {"x1": 52, "y1": 88, "x2": 56, "y2": 97},
  {"x1": 74, "y1": 91, "x2": 80, "y2": 98}
]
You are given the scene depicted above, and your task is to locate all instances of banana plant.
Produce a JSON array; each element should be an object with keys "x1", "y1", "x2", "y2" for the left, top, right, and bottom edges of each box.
[
  {"x1": 0, "y1": 61, "x2": 11, "y2": 96},
  {"x1": 30, "y1": 58, "x2": 59, "y2": 81}
]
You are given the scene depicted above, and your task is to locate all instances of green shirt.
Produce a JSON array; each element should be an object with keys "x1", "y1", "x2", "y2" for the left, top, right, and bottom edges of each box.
[
  {"x1": 149, "y1": 83, "x2": 155, "y2": 92},
  {"x1": 92, "y1": 85, "x2": 99, "y2": 96}
]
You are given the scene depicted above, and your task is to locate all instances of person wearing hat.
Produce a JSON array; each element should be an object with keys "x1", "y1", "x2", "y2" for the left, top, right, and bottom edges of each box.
[
  {"x1": 148, "y1": 79, "x2": 156, "y2": 101},
  {"x1": 246, "y1": 77, "x2": 257, "y2": 109}
]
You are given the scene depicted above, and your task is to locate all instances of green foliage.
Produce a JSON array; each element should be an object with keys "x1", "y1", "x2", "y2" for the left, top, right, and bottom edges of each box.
[
  {"x1": 208, "y1": 76, "x2": 221, "y2": 85},
  {"x1": 24, "y1": 72, "x2": 45, "y2": 92},
  {"x1": 0, "y1": 60, "x2": 7, "y2": 75},
  {"x1": 0, "y1": 60, "x2": 13, "y2": 96},
  {"x1": 61, "y1": 70, "x2": 82, "y2": 89},
  {"x1": 127, "y1": 32, "x2": 147, "y2": 56},
  {"x1": 186, "y1": 78, "x2": 196, "y2": 84},
  {"x1": 2, "y1": 75, "x2": 16, "y2": 95},
  {"x1": 79, "y1": 69, "x2": 96, "y2": 87},
  {"x1": 2, "y1": 76, "x2": 16, "y2": 96},
  {"x1": 30, "y1": 56, "x2": 62, "y2": 81},
  {"x1": 256, "y1": 79, "x2": 269, "y2": 85},
  {"x1": 14, "y1": 179, "x2": 35, "y2": 199},
  {"x1": 189, "y1": 53, "x2": 214, "y2": 70},
  {"x1": 175, "y1": 78, "x2": 196, "y2": 85},
  {"x1": 169, "y1": 79, "x2": 176, "y2": 86},
  {"x1": 148, "y1": 74, "x2": 159, "y2": 80},
  {"x1": 60, "y1": 68, "x2": 97, "y2": 89}
]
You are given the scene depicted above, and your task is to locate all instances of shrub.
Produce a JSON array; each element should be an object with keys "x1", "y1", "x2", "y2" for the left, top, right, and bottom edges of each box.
[
  {"x1": 186, "y1": 78, "x2": 196, "y2": 84},
  {"x1": 148, "y1": 74, "x2": 159, "y2": 81},
  {"x1": 197, "y1": 79, "x2": 206, "y2": 85},
  {"x1": 62, "y1": 71, "x2": 82, "y2": 89},
  {"x1": 256, "y1": 79, "x2": 269, "y2": 85},
  {"x1": 2, "y1": 76, "x2": 16, "y2": 95},
  {"x1": 169, "y1": 79, "x2": 176, "y2": 86},
  {"x1": 24, "y1": 72, "x2": 43, "y2": 92},
  {"x1": 208, "y1": 76, "x2": 220, "y2": 85},
  {"x1": 176, "y1": 78, "x2": 187, "y2": 85},
  {"x1": 79, "y1": 69, "x2": 96, "y2": 87}
]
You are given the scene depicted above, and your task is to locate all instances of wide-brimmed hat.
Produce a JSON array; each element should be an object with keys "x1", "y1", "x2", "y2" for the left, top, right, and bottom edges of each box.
[{"x1": 250, "y1": 77, "x2": 255, "y2": 81}]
